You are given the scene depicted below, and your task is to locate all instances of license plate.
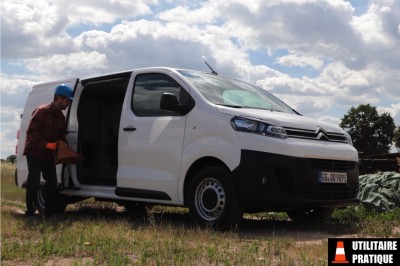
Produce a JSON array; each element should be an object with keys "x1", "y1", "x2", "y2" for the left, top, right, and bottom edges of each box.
[{"x1": 318, "y1": 171, "x2": 347, "y2": 183}]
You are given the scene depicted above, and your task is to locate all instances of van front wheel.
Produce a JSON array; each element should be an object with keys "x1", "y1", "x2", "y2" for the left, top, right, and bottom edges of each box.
[{"x1": 188, "y1": 166, "x2": 242, "y2": 230}]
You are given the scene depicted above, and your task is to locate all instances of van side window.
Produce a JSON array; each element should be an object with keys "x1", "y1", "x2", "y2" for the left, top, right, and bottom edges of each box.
[{"x1": 132, "y1": 73, "x2": 190, "y2": 117}]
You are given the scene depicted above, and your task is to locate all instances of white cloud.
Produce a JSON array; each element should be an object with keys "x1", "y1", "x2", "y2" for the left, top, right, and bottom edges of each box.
[
  {"x1": 0, "y1": 76, "x2": 36, "y2": 108},
  {"x1": 318, "y1": 115, "x2": 341, "y2": 125},
  {"x1": 73, "y1": 20, "x2": 215, "y2": 73},
  {"x1": 318, "y1": 62, "x2": 399, "y2": 106},
  {"x1": 1, "y1": 76, "x2": 36, "y2": 159},
  {"x1": 353, "y1": 4, "x2": 390, "y2": 44},
  {"x1": 22, "y1": 51, "x2": 108, "y2": 79},
  {"x1": 275, "y1": 53, "x2": 324, "y2": 70},
  {"x1": 1, "y1": 0, "x2": 72, "y2": 58},
  {"x1": 216, "y1": 0, "x2": 357, "y2": 53},
  {"x1": 320, "y1": 62, "x2": 372, "y2": 89},
  {"x1": 54, "y1": 0, "x2": 158, "y2": 26},
  {"x1": 1, "y1": 0, "x2": 400, "y2": 158},
  {"x1": 378, "y1": 103, "x2": 400, "y2": 126},
  {"x1": 0, "y1": 75, "x2": 35, "y2": 95},
  {"x1": 0, "y1": 106, "x2": 23, "y2": 158},
  {"x1": 1, "y1": 0, "x2": 159, "y2": 59},
  {"x1": 157, "y1": 4, "x2": 218, "y2": 25}
]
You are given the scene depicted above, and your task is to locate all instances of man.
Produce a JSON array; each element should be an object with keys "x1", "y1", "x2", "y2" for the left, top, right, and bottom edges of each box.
[{"x1": 23, "y1": 84, "x2": 73, "y2": 216}]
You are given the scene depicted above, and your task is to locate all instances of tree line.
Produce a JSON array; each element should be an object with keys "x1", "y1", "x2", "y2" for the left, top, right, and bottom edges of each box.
[{"x1": 340, "y1": 104, "x2": 400, "y2": 157}]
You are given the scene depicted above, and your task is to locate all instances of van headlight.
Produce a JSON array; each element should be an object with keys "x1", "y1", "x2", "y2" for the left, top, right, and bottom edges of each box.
[{"x1": 230, "y1": 117, "x2": 288, "y2": 139}]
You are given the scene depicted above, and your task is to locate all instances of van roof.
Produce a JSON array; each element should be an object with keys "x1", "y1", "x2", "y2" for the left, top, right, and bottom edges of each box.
[
  {"x1": 81, "y1": 71, "x2": 132, "y2": 86},
  {"x1": 80, "y1": 67, "x2": 181, "y2": 85}
]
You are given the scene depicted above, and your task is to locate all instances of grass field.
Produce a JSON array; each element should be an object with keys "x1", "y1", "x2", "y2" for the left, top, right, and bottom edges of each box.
[{"x1": 1, "y1": 162, "x2": 399, "y2": 265}]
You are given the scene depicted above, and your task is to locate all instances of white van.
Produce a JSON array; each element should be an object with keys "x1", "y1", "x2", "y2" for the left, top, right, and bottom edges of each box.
[{"x1": 16, "y1": 67, "x2": 359, "y2": 229}]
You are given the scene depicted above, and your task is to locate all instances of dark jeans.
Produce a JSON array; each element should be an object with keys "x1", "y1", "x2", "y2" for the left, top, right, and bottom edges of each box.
[{"x1": 26, "y1": 154, "x2": 57, "y2": 214}]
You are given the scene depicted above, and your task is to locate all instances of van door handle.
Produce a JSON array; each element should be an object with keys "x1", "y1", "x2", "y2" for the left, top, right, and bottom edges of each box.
[{"x1": 123, "y1": 127, "x2": 136, "y2": 132}]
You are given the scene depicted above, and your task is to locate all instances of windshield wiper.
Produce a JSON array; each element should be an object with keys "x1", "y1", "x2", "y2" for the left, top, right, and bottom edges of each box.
[{"x1": 216, "y1": 104, "x2": 242, "y2": 108}]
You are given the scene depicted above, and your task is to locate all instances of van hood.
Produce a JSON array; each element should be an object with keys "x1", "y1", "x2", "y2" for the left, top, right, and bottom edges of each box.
[{"x1": 216, "y1": 106, "x2": 344, "y2": 133}]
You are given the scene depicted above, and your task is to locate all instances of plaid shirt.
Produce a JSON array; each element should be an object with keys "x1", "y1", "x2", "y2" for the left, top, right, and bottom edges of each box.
[{"x1": 23, "y1": 102, "x2": 67, "y2": 161}]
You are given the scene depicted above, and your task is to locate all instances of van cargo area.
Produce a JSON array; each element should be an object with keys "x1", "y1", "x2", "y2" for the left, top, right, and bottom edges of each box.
[{"x1": 77, "y1": 77, "x2": 129, "y2": 186}]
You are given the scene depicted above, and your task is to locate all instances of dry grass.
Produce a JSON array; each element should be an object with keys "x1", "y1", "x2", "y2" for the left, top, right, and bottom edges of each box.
[{"x1": 1, "y1": 162, "x2": 399, "y2": 265}]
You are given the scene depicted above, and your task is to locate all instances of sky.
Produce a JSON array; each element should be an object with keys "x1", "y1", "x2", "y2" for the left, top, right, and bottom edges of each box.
[{"x1": 1, "y1": 0, "x2": 400, "y2": 159}]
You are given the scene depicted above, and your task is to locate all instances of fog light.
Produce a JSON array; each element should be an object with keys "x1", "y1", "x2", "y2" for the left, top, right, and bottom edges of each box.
[{"x1": 261, "y1": 176, "x2": 268, "y2": 184}]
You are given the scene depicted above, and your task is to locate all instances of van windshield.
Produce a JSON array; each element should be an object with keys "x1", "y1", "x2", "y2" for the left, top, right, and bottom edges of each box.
[{"x1": 178, "y1": 70, "x2": 296, "y2": 114}]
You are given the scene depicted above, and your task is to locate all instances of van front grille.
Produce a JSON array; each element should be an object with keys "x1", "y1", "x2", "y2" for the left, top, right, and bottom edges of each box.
[
  {"x1": 310, "y1": 159, "x2": 356, "y2": 171},
  {"x1": 273, "y1": 159, "x2": 357, "y2": 201},
  {"x1": 284, "y1": 127, "x2": 348, "y2": 143}
]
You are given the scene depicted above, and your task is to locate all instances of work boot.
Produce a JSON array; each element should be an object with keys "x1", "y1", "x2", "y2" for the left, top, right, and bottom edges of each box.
[{"x1": 25, "y1": 210, "x2": 35, "y2": 217}]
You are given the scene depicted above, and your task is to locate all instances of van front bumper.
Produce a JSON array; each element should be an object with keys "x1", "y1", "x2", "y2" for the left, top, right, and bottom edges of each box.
[{"x1": 232, "y1": 150, "x2": 359, "y2": 212}]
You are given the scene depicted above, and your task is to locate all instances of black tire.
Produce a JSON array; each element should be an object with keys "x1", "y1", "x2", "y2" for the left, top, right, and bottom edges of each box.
[
  {"x1": 286, "y1": 208, "x2": 334, "y2": 225},
  {"x1": 187, "y1": 166, "x2": 243, "y2": 230},
  {"x1": 35, "y1": 185, "x2": 46, "y2": 214},
  {"x1": 35, "y1": 185, "x2": 67, "y2": 215}
]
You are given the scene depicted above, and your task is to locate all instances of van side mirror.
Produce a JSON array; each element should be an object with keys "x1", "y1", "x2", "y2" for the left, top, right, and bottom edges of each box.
[{"x1": 160, "y1": 93, "x2": 191, "y2": 115}]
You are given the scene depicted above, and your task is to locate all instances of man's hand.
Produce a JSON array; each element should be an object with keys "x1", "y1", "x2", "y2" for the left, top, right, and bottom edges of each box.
[{"x1": 46, "y1": 142, "x2": 57, "y2": 151}]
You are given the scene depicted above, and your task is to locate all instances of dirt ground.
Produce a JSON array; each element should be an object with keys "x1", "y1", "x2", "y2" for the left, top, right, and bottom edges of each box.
[
  {"x1": 3, "y1": 203, "x2": 399, "y2": 266},
  {"x1": 4, "y1": 201, "x2": 399, "y2": 245}
]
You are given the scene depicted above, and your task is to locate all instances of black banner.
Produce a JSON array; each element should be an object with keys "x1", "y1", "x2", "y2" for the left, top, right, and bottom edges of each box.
[{"x1": 328, "y1": 238, "x2": 400, "y2": 266}]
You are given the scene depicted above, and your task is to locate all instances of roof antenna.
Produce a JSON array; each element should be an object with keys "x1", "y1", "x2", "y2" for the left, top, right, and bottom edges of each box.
[{"x1": 202, "y1": 56, "x2": 218, "y2": 75}]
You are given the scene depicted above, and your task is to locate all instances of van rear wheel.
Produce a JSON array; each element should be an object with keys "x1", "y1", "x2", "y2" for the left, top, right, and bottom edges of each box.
[
  {"x1": 35, "y1": 185, "x2": 67, "y2": 215},
  {"x1": 286, "y1": 208, "x2": 334, "y2": 224},
  {"x1": 188, "y1": 166, "x2": 243, "y2": 230},
  {"x1": 35, "y1": 185, "x2": 46, "y2": 214}
]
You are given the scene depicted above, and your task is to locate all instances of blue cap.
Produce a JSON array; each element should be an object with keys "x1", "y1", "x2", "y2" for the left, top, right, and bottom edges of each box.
[{"x1": 54, "y1": 84, "x2": 73, "y2": 100}]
